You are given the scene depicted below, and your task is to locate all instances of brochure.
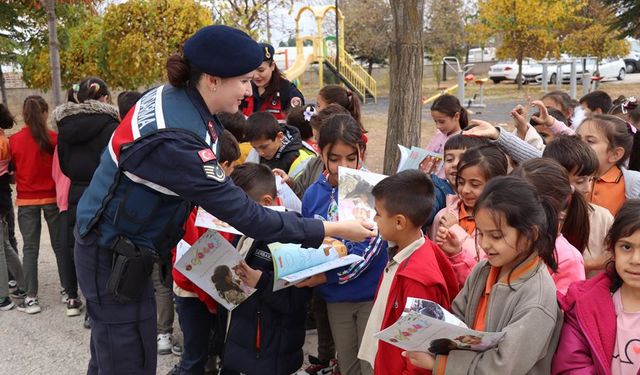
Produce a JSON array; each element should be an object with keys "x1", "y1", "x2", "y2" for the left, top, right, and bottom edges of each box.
[
  {"x1": 275, "y1": 175, "x2": 302, "y2": 213},
  {"x1": 174, "y1": 229, "x2": 256, "y2": 311},
  {"x1": 396, "y1": 145, "x2": 444, "y2": 175},
  {"x1": 195, "y1": 206, "x2": 286, "y2": 236},
  {"x1": 375, "y1": 299, "x2": 505, "y2": 352},
  {"x1": 269, "y1": 238, "x2": 363, "y2": 291},
  {"x1": 337, "y1": 167, "x2": 387, "y2": 223}
]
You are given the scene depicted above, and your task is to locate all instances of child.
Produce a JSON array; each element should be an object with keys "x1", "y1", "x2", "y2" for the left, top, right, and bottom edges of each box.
[
  {"x1": 610, "y1": 96, "x2": 639, "y2": 128},
  {"x1": 218, "y1": 130, "x2": 241, "y2": 175},
  {"x1": 577, "y1": 114, "x2": 640, "y2": 216},
  {"x1": 169, "y1": 130, "x2": 242, "y2": 374},
  {"x1": 317, "y1": 84, "x2": 366, "y2": 139},
  {"x1": 426, "y1": 134, "x2": 488, "y2": 228},
  {"x1": 542, "y1": 90, "x2": 582, "y2": 129},
  {"x1": 426, "y1": 94, "x2": 469, "y2": 155},
  {"x1": 275, "y1": 104, "x2": 350, "y2": 199},
  {"x1": 404, "y1": 175, "x2": 562, "y2": 375},
  {"x1": 580, "y1": 90, "x2": 613, "y2": 116},
  {"x1": 246, "y1": 111, "x2": 314, "y2": 176},
  {"x1": 543, "y1": 136, "x2": 614, "y2": 277},
  {"x1": 552, "y1": 199, "x2": 640, "y2": 375},
  {"x1": 10, "y1": 96, "x2": 64, "y2": 315},
  {"x1": 117, "y1": 90, "x2": 142, "y2": 120},
  {"x1": 218, "y1": 111, "x2": 252, "y2": 164},
  {"x1": 512, "y1": 158, "x2": 588, "y2": 294},
  {"x1": 358, "y1": 170, "x2": 459, "y2": 374},
  {"x1": 0, "y1": 104, "x2": 25, "y2": 311},
  {"x1": 431, "y1": 145, "x2": 508, "y2": 287},
  {"x1": 222, "y1": 162, "x2": 313, "y2": 375},
  {"x1": 287, "y1": 104, "x2": 319, "y2": 153},
  {"x1": 465, "y1": 114, "x2": 640, "y2": 216},
  {"x1": 300, "y1": 114, "x2": 387, "y2": 375}
]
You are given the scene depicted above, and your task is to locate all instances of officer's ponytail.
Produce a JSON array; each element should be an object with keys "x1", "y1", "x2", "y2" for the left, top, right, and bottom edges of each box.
[{"x1": 167, "y1": 54, "x2": 203, "y2": 88}]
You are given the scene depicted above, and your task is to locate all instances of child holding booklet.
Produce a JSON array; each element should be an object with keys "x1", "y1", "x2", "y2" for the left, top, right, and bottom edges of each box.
[
  {"x1": 300, "y1": 114, "x2": 387, "y2": 375},
  {"x1": 221, "y1": 163, "x2": 312, "y2": 375},
  {"x1": 358, "y1": 170, "x2": 459, "y2": 375},
  {"x1": 404, "y1": 176, "x2": 562, "y2": 374}
]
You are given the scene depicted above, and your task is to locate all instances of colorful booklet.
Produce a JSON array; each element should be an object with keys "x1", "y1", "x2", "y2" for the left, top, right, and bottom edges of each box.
[
  {"x1": 275, "y1": 175, "x2": 302, "y2": 213},
  {"x1": 337, "y1": 167, "x2": 387, "y2": 223},
  {"x1": 174, "y1": 229, "x2": 256, "y2": 311},
  {"x1": 375, "y1": 299, "x2": 505, "y2": 352},
  {"x1": 269, "y1": 239, "x2": 363, "y2": 291},
  {"x1": 396, "y1": 144, "x2": 444, "y2": 175},
  {"x1": 195, "y1": 206, "x2": 286, "y2": 236}
]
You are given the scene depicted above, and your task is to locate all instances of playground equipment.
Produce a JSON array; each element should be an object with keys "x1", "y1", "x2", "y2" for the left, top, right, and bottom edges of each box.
[
  {"x1": 283, "y1": 5, "x2": 377, "y2": 103},
  {"x1": 423, "y1": 57, "x2": 487, "y2": 108}
]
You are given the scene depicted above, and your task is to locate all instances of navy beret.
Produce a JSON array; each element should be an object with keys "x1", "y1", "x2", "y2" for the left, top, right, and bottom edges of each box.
[
  {"x1": 184, "y1": 25, "x2": 263, "y2": 78},
  {"x1": 260, "y1": 43, "x2": 275, "y2": 61}
]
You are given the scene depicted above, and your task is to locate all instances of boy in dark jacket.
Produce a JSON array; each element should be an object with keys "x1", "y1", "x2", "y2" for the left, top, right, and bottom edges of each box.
[
  {"x1": 221, "y1": 163, "x2": 312, "y2": 375},
  {"x1": 246, "y1": 112, "x2": 314, "y2": 175}
]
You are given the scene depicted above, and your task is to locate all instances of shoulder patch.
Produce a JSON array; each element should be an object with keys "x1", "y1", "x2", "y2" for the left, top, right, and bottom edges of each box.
[
  {"x1": 203, "y1": 162, "x2": 225, "y2": 182},
  {"x1": 198, "y1": 148, "x2": 216, "y2": 163},
  {"x1": 290, "y1": 97, "x2": 302, "y2": 108}
]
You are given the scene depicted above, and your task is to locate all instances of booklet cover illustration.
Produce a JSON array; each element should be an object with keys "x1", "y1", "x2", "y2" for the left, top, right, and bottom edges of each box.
[
  {"x1": 174, "y1": 229, "x2": 256, "y2": 311},
  {"x1": 375, "y1": 299, "x2": 505, "y2": 353}
]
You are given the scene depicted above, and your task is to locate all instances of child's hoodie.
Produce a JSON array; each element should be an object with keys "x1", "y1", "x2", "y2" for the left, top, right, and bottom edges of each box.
[{"x1": 301, "y1": 173, "x2": 387, "y2": 303}]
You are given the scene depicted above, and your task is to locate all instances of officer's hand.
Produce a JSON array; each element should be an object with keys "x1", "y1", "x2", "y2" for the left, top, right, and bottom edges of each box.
[
  {"x1": 323, "y1": 220, "x2": 377, "y2": 242},
  {"x1": 295, "y1": 273, "x2": 327, "y2": 288},
  {"x1": 463, "y1": 119, "x2": 499, "y2": 140},
  {"x1": 272, "y1": 168, "x2": 293, "y2": 187},
  {"x1": 235, "y1": 261, "x2": 262, "y2": 288}
]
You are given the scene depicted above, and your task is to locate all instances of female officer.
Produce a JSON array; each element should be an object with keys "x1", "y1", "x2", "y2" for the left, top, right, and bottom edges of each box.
[
  {"x1": 73, "y1": 25, "x2": 374, "y2": 375},
  {"x1": 240, "y1": 43, "x2": 304, "y2": 121}
]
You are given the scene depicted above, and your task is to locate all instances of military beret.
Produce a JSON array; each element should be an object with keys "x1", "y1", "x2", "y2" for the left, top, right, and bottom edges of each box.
[
  {"x1": 184, "y1": 25, "x2": 263, "y2": 78},
  {"x1": 261, "y1": 43, "x2": 275, "y2": 62}
]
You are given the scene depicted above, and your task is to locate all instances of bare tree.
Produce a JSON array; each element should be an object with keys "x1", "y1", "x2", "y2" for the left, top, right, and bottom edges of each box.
[
  {"x1": 41, "y1": 0, "x2": 62, "y2": 106},
  {"x1": 383, "y1": 0, "x2": 425, "y2": 174}
]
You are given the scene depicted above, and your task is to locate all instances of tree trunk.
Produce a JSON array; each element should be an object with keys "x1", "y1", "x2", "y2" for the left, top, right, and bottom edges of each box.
[
  {"x1": 43, "y1": 0, "x2": 62, "y2": 107},
  {"x1": 367, "y1": 60, "x2": 373, "y2": 75},
  {"x1": 517, "y1": 54, "x2": 523, "y2": 90},
  {"x1": 383, "y1": 0, "x2": 425, "y2": 175},
  {"x1": 0, "y1": 66, "x2": 7, "y2": 106}
]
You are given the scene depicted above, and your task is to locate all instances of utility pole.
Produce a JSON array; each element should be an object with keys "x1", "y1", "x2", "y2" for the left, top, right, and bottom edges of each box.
[
  {"x1": 335, "y1": 0, "x2": 340, "y2": 72},
  {"x1": 266, "y1": 2, "x2": 272, "y2": 44}
]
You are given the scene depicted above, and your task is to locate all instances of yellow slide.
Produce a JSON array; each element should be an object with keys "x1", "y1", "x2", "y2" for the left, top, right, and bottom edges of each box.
[{"x1": 284, "y1": 53, "x2": 315, "y2": 81}]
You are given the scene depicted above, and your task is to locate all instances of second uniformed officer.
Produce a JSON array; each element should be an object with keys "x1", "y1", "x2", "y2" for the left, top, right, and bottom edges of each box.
[{"x1": 240, "y1": 43, "x2": 304, "y2": 121}]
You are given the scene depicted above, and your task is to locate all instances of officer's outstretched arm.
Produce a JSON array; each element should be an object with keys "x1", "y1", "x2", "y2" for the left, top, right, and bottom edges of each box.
[{"x1": 118, "y1": 129, "x2": 326, "y2": 248}]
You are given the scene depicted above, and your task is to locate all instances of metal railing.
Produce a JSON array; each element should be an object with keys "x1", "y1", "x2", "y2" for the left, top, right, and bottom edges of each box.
[{"x1": 326, "y1": 50, "x2": 377, "y2": 103}]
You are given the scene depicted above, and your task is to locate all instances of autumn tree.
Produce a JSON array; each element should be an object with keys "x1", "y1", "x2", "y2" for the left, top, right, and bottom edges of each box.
[
  {"x1": 471, "y1": 0, "x2": 585, "y2": 89},
  {"x1": 562, "y1": 1, "x2": 629, "y2": 65},
  {"x1": 101, "y1": 0, "x2": 210, "y2": 89},
  {"x1": 423, "y1": 0, "x2": 466, "y2": 87},
  {"x1": 342, "y1": 0, "x2": 391, "y2": 74},
  {"x1": 601, "y1": 0, "x2": 640, "y2": 39},
  {"x1": 17, "y1": 2, "x2": 97, "y2": 97},
  {"x1": 383, "y1": 0, "x2": 425, "y2": 174}
]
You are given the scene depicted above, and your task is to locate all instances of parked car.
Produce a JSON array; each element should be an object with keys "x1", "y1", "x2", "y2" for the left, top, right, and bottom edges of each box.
[
  {"x1": 562, "y1": 58, "x2": 626, "y2": 81},
  {"x1": 523, "y1": 62, "x2": 559, "y2": 84},
  {"x1": 488, "y1": 58, "x2": 537, "y2": 83},
  {"x1": 624, "y1": 52, "x2": 640, "y2": 73}
]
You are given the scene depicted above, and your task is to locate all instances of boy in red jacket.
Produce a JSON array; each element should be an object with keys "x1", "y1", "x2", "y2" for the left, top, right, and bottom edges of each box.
[{"x1": 358, "y1": 170, "x2": 459, "y2": 375}]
